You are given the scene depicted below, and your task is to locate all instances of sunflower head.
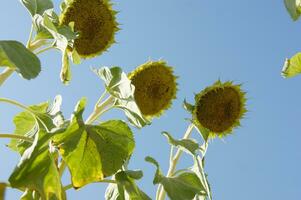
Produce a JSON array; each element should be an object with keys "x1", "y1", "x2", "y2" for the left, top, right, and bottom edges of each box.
[
  {"x1": 60, "y1": 0, "x2": 118, "y2": 58},
  {"x1": 129, "y1": 60, "x2": 177, "y2": 119},
  {"x1": 193, "y1": 80, "x2": 247, "y2": 138}
]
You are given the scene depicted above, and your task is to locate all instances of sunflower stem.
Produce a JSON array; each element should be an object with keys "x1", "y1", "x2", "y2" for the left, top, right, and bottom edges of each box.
[
  {"x1": 0, "y1": 68, "x2": 15, "y2": 86},
  {"x1": 0, "y1": 134, "x2": 33, "y2": 142},
  {"x1": 63, "y1": 179, "x2": 117, "y2": 191},
  {"x1": 34, "y1": 46, "x2": 54, "y2": 55},
  {"x1": 157, "y1": 124, "x2": 195, "y2": 200},
  {"x1": 85, "y1": 95, "x2": 115, "y2": 124},
  {"x1": 59, "y1": 160, "x2": 67, "y2": 178}
]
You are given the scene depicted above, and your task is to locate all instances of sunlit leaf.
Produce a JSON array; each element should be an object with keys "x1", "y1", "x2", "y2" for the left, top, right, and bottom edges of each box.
[
  {"x1": 0, "y1": 40, "x2": 41, "y2": 79},
  {"x1": 8, "y1": 95, "x2": 64, "y2": 154},
  {"x1": 282, "y1": 52, "x2": 301, "y2": 78},
  {"x1": 284, "y1": 0, "x2": 301, "y2": 21},
  {"x1": 146, "y1": 156, "x2": 206, "y2": 200},
  {"x1": 52, "y1": 98, "x2": 135, "y2": 188},
  {"x1": 105, "y1": 170, "x2": 151, "y2": 200},
  {"x1": 94, "y1": 67, "x2": 150, "y2": 128}
]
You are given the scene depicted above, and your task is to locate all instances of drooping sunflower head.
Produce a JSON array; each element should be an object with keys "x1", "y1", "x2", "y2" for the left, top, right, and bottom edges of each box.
[
  {"x1": 193, "y1": 80, "x2": 247, "y2": 138},
  {"x1": 60, "y1": 0, "x2": 118, "y2": 58},
  {"x1": 129, "y1": 60, "x2": 177, "y2": 119}
]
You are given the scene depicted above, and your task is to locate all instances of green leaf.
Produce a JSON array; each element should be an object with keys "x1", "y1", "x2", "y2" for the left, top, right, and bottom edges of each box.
[
  {"x1": 8, "y1": 95, "x2": 64, "y2": 154},
  {"x1": 282, "y1": 52, "x2": 301, "y2": 78},
  {"x1": 94, "y1": 67, "x2": 150, "y2": 128},
  {"x1": 284, "y1": 0, "x2": 301, "y2": 21},
  {"x1": 0, "y1": 40, "x2": 41, "y2": 80},
  {"x1": 52, "y1": 98, "x2": 135, "y2": 188},
  {"x1": 93, "y1": 67, "x2": 134, "y2": 100},
  {"x1": 9, "y1": 129, "x2": 66, "y2": 200},
  {"x1": 146, "y1": 156, "x2": 206, "y2": 200},
  {"x1": 162, "y1": 131, "x2": 199, "y2": 156},
  {"x1": 0, "y1": 183, "x2": 6, "y2": 200},
  {"x1": 105, "y1": 170, "x2": 151, "y2": 200},
  {"x1": 21, "y1": 0, "x2": 53, "y2": 16}
]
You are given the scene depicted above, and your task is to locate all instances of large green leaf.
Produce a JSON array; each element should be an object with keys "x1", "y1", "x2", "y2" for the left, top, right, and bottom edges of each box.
[
  {"x1": 94, "y1": 67, "x2": 150, "y2": 128},
  {"x1": 145, "y1": 156, "x2": 206, "y2": 200},
  {"x1": 105, "y1": 170, "x2": 151, "y2": 200},
  {"x1": 9, "y1": 129, "x2": 66, "y2": 200},
  {"x1": 20, "y1": 0, "x2": 53, "y2": 16},
  {"x1": 284, "y1": 0, "x2": 301, "y2": 21},
  {"x1": 0, "y1": 41, "x2": 41, "y2": 80},
  {"x1": 282, "y1": 52, "x2": 301, "y2": 78},
  {"x1": 52, "y1": 98, "x2": 135, "y2": 188},
  {"x1": 0, "y1": 183, "x2": 6, "y2": 200}
]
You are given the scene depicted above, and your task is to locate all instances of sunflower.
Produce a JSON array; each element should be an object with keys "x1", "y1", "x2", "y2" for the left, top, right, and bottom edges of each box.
[
  {"x1": 193, "y1": 80, "x2": 247, "y2": 138},
  {"x1": 129, "y1": 60, "x2": 177, "y2": 119},
  {"x1": 60, "y1": 0, "x2": 118, "y2": 58}
]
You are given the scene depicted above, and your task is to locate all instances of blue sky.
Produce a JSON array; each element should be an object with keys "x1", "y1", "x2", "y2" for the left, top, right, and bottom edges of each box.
[{"x1": 1, "y1": 0, "x2": 301, "y2": 199}]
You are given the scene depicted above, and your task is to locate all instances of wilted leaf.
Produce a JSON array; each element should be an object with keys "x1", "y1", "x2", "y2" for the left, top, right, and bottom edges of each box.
[
  {"x1": 0, "y1": 40, "x2": 41, "y2": 79},
  {"x1": 52, "y1": 98, "x2": 135, "y2": 188},
  {"x1": 9, "y1": 129, "x2": 66, "y2": 200}
]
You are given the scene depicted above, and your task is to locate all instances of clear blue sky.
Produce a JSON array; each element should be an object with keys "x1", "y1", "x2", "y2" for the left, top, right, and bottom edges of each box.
[{"x1": 1, "y1": 0, "x2": 301, "y2": 199}]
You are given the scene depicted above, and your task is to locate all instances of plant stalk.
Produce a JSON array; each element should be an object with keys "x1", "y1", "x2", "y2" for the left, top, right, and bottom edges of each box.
[
  {"x1": 157, "y1": 124, "x2": 195, "y2": 200},
  {"x1": 0, "y1": 134, "x2": 33, "y2": 142},
  {"x1": 85, "y1": 95, "x2": 115, "y2": 124}
]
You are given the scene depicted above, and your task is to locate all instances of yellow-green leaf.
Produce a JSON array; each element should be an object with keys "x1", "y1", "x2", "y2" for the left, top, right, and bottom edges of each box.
[{"x1": 52, "y1": 98, "x2": 135, "y2": 188}]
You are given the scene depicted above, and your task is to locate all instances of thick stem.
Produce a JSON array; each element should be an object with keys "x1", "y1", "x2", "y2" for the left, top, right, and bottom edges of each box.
[
  {"x1": 0, "y1": 134, "x2": 33, "y2": 142},
  {"x1": 63, "y1": 179, "x2": 117, "y2": 191},
  {"x1": 157, "y1": 124, "x2": 195, "y2": 200},
  {"x1": 0, "y1": 68, "x2": 15, "y2": 86},
  {"x1": 59, "y1": 160, "x2": 67, "y2": 178},
  {"x1": 85, "y1": 96, "x2": 115, "y2": 124},
  {"x1": 34, "y1": 46, "x2": 54, "y2": 55}
]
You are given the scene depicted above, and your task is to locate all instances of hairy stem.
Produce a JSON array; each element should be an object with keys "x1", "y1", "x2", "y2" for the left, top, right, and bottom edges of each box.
[
  {"x1": 59, "y1": 160, "x2": 67, "y2": 178},
  {"x1": 157, "y1": 124, "x2": 195, "y2": 200},
  {"x1": 0, "y1": 134, "x2": 33, "y2": 142},
  {"x1": 34, "y1": 46, "x2": 54, "y2": 55},
  {"x1": 0, "y1": 68, "x2": 15, "y2": 86},
  {"x1": 85, "y1": 95, "x2": 115, "y2": 124},
  {"x1": 63, "y1": 179, "x2": 117, "y2": 191}
]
